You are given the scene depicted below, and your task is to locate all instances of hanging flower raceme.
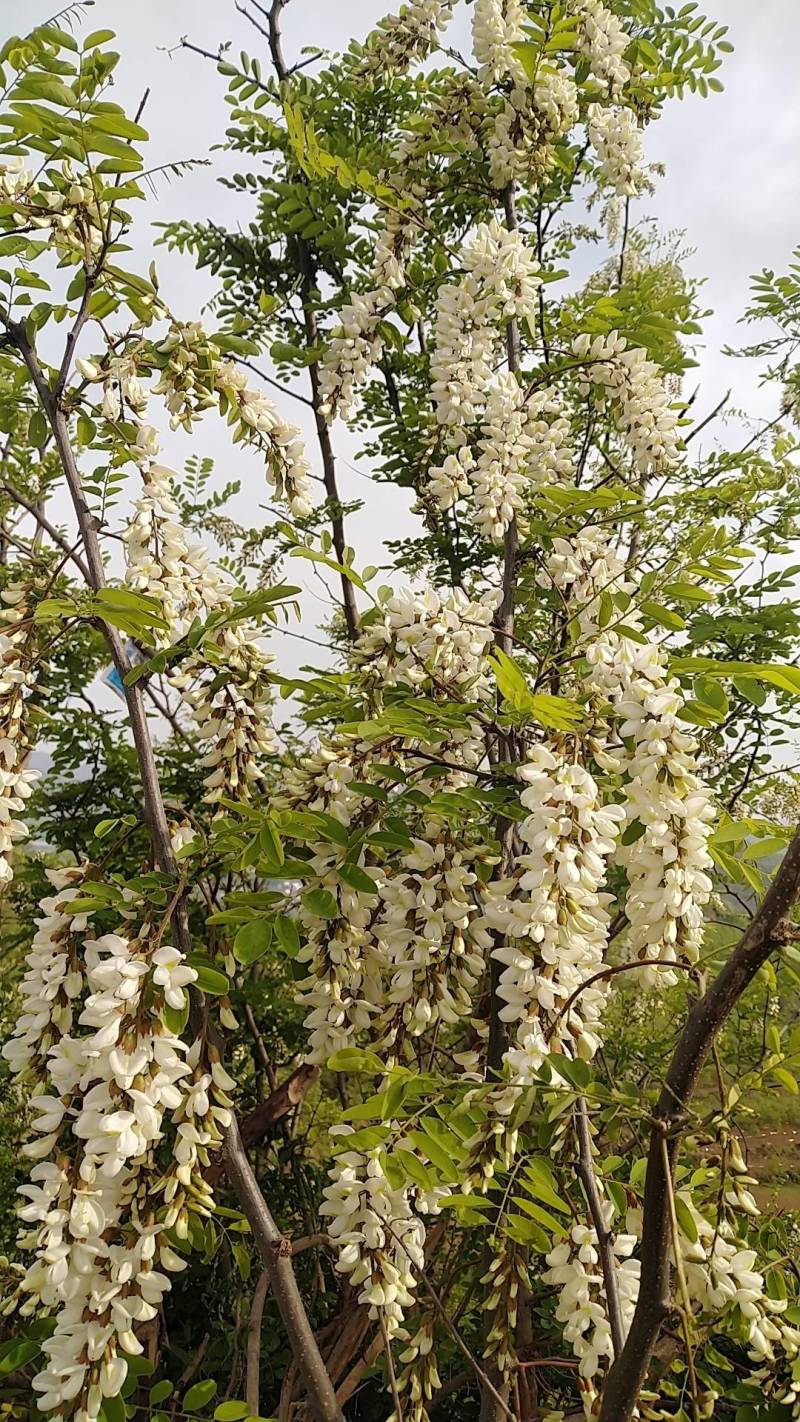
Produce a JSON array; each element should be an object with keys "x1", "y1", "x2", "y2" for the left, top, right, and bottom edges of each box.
[
  {"x1": 486, "y1": 743, "x2": 624, "y2": 1090},
  {"x1": 0, "y1": 582, "x2": 39, "y2": 891},
  {"x1": 570, "y1": 0, "x2": 632, "y2": 96},
  {"x1": 472, "y1": 0, "x2": 527, "y2": 85},
  {"x1": 2, "y1": 875, "x2": 232, "y2": 1422},
  {"x1": 123, "y1": 461, "x2": 228, "y2": 642},
  {"x1": 631, "y1": 1192, "x2": 791, "y2": 1367},
  {"x1": 214, "y1": 360, "x2": 313, "y2": 517},
  {"x1": 2, "y1": 157, "x2": 111, "y2": 263},
  {"x1": 376, "y1": 821, "x2": 491, "y2": 1047},
  {"x1": 544, "y1": 1216, "x2": 640, "y2": 1393},
  {"x1": 571, "y1": 330, "x2": 680, "y2": 474},
  {"x1": 353, "y1": 0, "x2": 453, "y2": 77},
  {"x1": 76, "y1": 354, "x2": 148, "y2": 424},
  {"x1": 587, "y1": 104, "x2": 646, "y2": 196},
  {"x1": 320, "y1": 211, "x2": 417, "y2": 420},
  {"x1": 545, "y1": 527, "x2": 715, "y2": 982},
  {"x1": 321, "y1": 1127, "x2": 446, "y2": 1338},
  {"x1": 291, "y1": 586, "x2": 498, "y2": 1063},
  {"x1": 171, "y1": 623, "x2": 277, "y2": 806},
  {"x1": 486, "y1": 66, "x2": 580, "y2": 189},
  {"x1": 430, "y1": 219, "x2": 541, "y2": 432},
  {"x1": 353, "y1": 584, "x2": 499, "y2": 700}
]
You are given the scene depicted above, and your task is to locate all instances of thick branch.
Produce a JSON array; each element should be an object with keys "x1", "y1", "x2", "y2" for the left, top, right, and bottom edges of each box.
[
  {"x1": 224, "y1": 1115, "x2": 345, "y2": 1422},
  {"x1": 598, "y1": 822, "x2": 800, "y2": 1422}
]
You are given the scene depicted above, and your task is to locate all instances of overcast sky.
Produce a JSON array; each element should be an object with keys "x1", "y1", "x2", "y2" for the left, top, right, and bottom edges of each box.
[{"x1": 5, "y1": 0, "x2": 800, "y2": 679}]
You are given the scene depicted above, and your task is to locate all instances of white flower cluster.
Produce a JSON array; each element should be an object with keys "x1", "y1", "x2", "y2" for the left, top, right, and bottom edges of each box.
[
  {"x1": 487, "y1": 744, "x2": 624, "y2": 1086},
  {"x1": 546, "y1": 528, "x2": 714, "y2": 982},
  {"x1": 290, "y1": 585, "x2": 502, "y2": 1062},
  {"x1": 76, "y1": 355, "x2": 148, "y2": 424},
  {"x1": 320, "y1": 212, "x2": 416, "y2": 419},
  {"x1": 298, "y1": 869, "x2": 385, "y2": 1062},
  {"x1": 354, "y1": 0, "x2": 453, "y2": 76},
  {"x1": 172, "y1": 624, "x2": 277, "y2": 805},
  {"x1": 377, "y1": 825, "x2": 490, "y2": 1043},
  {"x1": 544, "y1": 1218, "x2": 640, "y2": 1384},
  {"x1": 321, "y1": 1128, "x2": 446, "y2": 1336},
  {"x1": 1, "y1": 158, "x2": 111, "y2": 264},
  {"x1": 587, "y1": 104, "x2": 645, "y2": 196},
  {"x1": 392, "y1": 1318, "x2": 441, "y2": 1422},
  {"x1": 430, "y1": 377, "x2": 573, "y2": 542},
  {"x1": 123, "y1": 462, "x2": 227, "y2": 642},
  {"x1": 431, "y1": 220, "x2": 540, "y2": 429},
  {"x1": 570, "y1": 0, "x2": 631, "y2": 96},
  {"x1": 153, "y1": 320, "x2": 221, "y2": 432},
  {"x1": 214, "y1": 360, "x2": 313, "y2": 517},
  {"x1": 0, "y1": 583, "x2": 38, "y2": 890},
  {"x1": 572, "y1": 330, "x2": 680, "y2": 474},
  {"x1": 3, "y1": 871, "x2": 233, "y2": 1422},
  {"x1": 487, "y1": 68, "x2": 579, "y2": 189},
  {"x1": 656, "y1": 1194, "x2": 790, "y2": 1364},
  {"x1": 472, "y1": 0, "x2": 527, "y2": 85},
  {"x1": 354, "y1": 584, "x2": 499, "y2": 698}
]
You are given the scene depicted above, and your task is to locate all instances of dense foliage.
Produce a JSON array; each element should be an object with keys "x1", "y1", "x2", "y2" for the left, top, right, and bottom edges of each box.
[{"x1": 2, "y1": 4, "x2": 800, "y2": 1422}]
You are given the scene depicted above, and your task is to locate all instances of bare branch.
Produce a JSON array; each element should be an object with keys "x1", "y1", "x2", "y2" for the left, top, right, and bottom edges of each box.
[
  {"x1": 574, "y1": 1099, "x2": 624, "y2": 1359},
  {"x1": 224, "y1": 1114, "x2": 345, "y2": 1422}
]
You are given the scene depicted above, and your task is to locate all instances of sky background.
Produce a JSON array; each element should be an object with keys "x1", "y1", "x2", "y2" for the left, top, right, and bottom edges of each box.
[{"x1": 4, "y1": 0, "x2": 800, "y2": 683}]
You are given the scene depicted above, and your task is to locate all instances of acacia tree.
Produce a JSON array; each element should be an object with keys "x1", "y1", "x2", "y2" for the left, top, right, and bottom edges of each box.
[{"x1": 3, "y1": 5, "x2": 800, "y2": 1422}]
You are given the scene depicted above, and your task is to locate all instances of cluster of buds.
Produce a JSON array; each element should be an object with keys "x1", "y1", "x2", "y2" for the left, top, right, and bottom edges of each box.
[{"x1": 1, "y1": 158, "x2": 111, "y2": 264}]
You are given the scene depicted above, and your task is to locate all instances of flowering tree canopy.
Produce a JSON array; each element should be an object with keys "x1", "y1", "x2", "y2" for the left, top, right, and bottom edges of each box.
[{"x1": 2, "y1": 4, "x2": 800, "y2": 1422}]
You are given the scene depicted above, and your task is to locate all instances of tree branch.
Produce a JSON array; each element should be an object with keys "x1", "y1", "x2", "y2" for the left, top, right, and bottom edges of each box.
[
  {"x1": 575, "y1": 1099, "x2": 624, "y2": 1359},
  {"x1": 598, "y1": 822, "x2": 800, "y2": 1421},
  {"x1": 245, "y1": 1269, "x2": 270, "y2": 1415},
  {"x1": 224, "y1": 1114, "x2": 345, "y2": 1422}
]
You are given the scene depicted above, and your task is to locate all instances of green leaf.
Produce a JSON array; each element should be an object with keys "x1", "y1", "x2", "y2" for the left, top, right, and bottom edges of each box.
[
  {"x1": 87, "y1": 110, "x2": 148, "y2": 141},
  {"x1": 332, "y1": 1125, "x2": 388, "y2": 1153},
  {"x1": 302, "y1": 888, "x2": 338, "y2": 919},
  {"x1": 187, "y1": 957, "x2": 230, "y2": 996},
  {"x1": 149, "y1": 1382, "x2": 173, "y2": 1406},
  {"x1": 771, "y1": 1066, "x2": 799, "y2": 1095},
  {"x1": 0, "y1": 1338, "x2": 41, "y2": 1375},
  {"x1": 337, "y1": 862, "x2": 380, "y2": 896},
  {"x1": 407, "y1": 1129, "x2": 460, "y2": 1183},
  {"x1": 641, "y1": 601, "x2": 686, "y2": 631},
  {"x1": 183, "y1": 1380, "x2": 218, "y2": 1411},
  {"x1": 674, "y1": 1194, "x2": 698, "y2": 1243},
  {"x1": 163, "y1": 995, "x2": 189, "y2": 1036},
  {"x1": 489, "y1": 649, "x2": 584, "y2": 727},
  {"x1": 84, "y1": 28, "x2": 117, "y2": 47},
  {"x1": 390, "y1": 1147, "x2": 434, "y2": 1192},
  {"x1": 258, "y1": 819, "x2": 284, "y2": 866},
  {"x1": 99, "y1": 1397, "x2": 126, "y2": 1422},
  {"x1": 289, "y1": 545, "x2": 366, "y2": 590},
  {"x1": 214, "y1": 1406, "x2": 251, "y2": 1422},
  {"x1": 327, "y1": 1047, "x2": 385, "y2": 1074},
  {"x1": 274, "y1": 915, "x2": 300, "y2": 957},
  {"x1": 234, "y1": 919, "x2": 273, "y2": 966},
  {"x1": 522, "y1": 1158, "x2": 571, "y2": 1215}
]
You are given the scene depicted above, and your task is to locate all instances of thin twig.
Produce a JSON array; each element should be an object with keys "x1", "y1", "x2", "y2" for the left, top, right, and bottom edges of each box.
[{"x1": 575, "y1": 1099, "x2": 625, "y2": 1359}]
